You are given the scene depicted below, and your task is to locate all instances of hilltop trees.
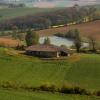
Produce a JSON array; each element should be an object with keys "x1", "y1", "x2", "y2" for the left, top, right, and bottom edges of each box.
[
  {"x1": 0, "y1": 6, "x2": 98, "y2": 31},
  {"x1": 25, "y1": 30, "x2": 39, "y2": 46}
]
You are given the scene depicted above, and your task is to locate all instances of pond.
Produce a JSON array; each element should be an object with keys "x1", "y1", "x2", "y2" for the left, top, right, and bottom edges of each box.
[{"x1": 39, "y1": 36, "x2": 89, "y2": 48}]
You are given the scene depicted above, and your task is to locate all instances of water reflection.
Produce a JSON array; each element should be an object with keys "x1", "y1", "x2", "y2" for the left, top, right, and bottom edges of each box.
[{"x1": 39, "y1": 36, "x2": 89, "y2": 48}]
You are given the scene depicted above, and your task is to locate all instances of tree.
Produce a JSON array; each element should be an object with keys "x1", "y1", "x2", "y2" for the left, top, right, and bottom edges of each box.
[
  {"x1": 45, "y1": 19, "x2": 52, "y2": 29},
  {"x1": 12, "y1": 26, "x2": 18, "y2": 39},
  {"x1": 88, "y1": 36, "x2": 97, "y2": 52},
  {"x1": 74, "y1": 29, "x2": 82, "y2": 53},
  {"x1": 25, "y1": 30, "x2": 39, "y2": 46},
  {"x1": 65, "y1": 29, "x2": 75, "y2": 39},
  {"x1": 43, "y1": 37, "x2": 51, "y2": 45}
]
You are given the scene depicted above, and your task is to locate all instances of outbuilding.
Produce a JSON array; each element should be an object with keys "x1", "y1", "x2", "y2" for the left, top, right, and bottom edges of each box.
[{"x1": 26, "y1": 44, "x2": 70, "y2": 58}]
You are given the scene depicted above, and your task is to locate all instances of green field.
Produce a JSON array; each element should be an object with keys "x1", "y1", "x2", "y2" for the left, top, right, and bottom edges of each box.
[
  {"x1": 0, "y1": 48, "x2": 100, "y2": 99},
  {"x1": 0, "y1": 7, "x2": 58, "y2": 21},
  {"x1": 0, "y1": 4, "x2": 99, "y2": 21},
  {"x1": 0, "y1": 89, "x2": 100, "y2": 100},
  {"x1": 0, "y1": 48, "x2": 100, "y2": 90}
]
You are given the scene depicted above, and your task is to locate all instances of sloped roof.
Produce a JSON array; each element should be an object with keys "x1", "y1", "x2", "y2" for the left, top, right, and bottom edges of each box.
[{"x1": 26, "y1": 44, "x2": 70, "y2": 53}]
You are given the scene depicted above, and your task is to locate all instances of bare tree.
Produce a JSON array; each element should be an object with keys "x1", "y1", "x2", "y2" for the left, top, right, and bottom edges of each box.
[{"x1": 88, "y1": 36, "x2": 97, "y2": 52}]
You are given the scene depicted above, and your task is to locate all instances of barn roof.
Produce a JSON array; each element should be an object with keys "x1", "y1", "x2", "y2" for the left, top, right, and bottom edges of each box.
[{"x1": 26, "y1": 44, "x2": 70, "y2": 53}]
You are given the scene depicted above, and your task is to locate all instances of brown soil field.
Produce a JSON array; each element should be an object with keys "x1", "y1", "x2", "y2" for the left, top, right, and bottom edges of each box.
[
  {"x1": 36, "y1": 20, "x2": 100, "y2": 40},
  {"x1": 0, "y1": 38, "x2": 22, "y2": 47}
]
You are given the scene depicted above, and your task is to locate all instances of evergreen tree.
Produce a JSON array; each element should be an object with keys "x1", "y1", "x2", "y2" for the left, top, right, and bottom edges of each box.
[
  {"x1": 43, "y1": 37, "x2": 51, "y2": 45},
  {"x1": 74, "y1": 29, "x2": 82, "y2": 53},
  {"x1": 25, "y1": 30, "x2": 39, "y2": 46}
]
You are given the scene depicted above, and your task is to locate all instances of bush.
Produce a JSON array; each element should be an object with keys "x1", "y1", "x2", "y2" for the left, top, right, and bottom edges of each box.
[
  {"x1": 0, "y1": 81, "x2": 99, "y2": 96},
  {"x1": 94, "y1": 91, "x2": 100, "y2": 96},
  {"x1": 0, "y1": 81, "x2": 19, "y2": 89},
  {"x1": 39, "y1": 84, "x2": 57, "y2": 92},
  {"x1": 60, "y1": 84, "x2": 90, "y2": 95},
  {"x1": 55, "y1": 33, "x2": 65, "y2": 37},
  {"x1": 16, "y1": 45, "x2": 25, "y2": 50}
]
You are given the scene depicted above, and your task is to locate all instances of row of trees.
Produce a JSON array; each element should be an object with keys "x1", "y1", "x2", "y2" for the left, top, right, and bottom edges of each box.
[
  {"x1": 8, "y1": 3, "x2": 25, "y2": 8},
  {"x1": 12, "y1": 28, "x2": 97, "y2": 53},
  {"x1": 70, "y1": 29, "x2": 98, "y2": 53},
  {"x1": 25, "y1": 30, "x2": 51, "y2": 46},
  {"x1": 25, "y1": 29, "x2": 98, "y2": 53},
  {"x1": 56, "y1": 29, "x2": 98, "y2": 53},
  {"x1": 0, "y1": 6, "x2": 99, "y2": 31}
]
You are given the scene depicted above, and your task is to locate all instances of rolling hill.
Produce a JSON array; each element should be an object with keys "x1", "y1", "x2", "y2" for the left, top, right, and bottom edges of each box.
[
  {"x1": 0, "y1": 48, "x2": 100, "y2": 90},
  {"x1": 0, "y1": 47, "x2": 100, "y2": 99},
  {"x1": 0, "y1": 89, "x2": 100, "y2": 100},
  {"x1": 0, "y1": 7, "x2": 58, "y2": 21}
]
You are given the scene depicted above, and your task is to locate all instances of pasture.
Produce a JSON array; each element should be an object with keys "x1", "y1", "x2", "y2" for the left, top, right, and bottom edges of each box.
[
  {"x1": 0, "y1": 48, "x2": 100, "y2": 91},
  {"x1": 0, "y1": 48, "x2": 100, "y2": 99},
  {"x1": 0, "y1": 7, "x2": 58, "y2": 21},
  {"x1": 0, "y1": 89, "x2": 100, "y2": 100}
]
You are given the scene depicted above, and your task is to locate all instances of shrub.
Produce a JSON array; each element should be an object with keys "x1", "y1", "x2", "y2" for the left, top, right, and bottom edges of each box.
[
  {"x1": 0, "y1": 81, "x2": 19, "y2": 89},
  {"x1": 60, "y1": 84, "x2": 90, "y2": 95},
  {"x1": 60, "y1": 84, "x2": 75, "y2": 94},
  {"x1": 39, "y1": 84, "x2": 57, "y2": 92},
  {"x1": 16, "y1": 45, "x2": 25, "y2": 50},
  {"x1": 94, "y1": 91, "x2": 100, "y2": 96}
]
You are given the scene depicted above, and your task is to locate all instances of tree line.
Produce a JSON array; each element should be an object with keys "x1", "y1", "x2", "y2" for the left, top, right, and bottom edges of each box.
[{"x1": 0, "y1": 5, "x2": 99, "y2": 31}]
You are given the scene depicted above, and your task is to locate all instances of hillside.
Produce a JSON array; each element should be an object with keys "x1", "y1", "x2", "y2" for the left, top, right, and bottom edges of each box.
[
  {"x1": 0, "y1": 7, "x2": 58, "y2": 21},
  {"x1": 0, "y1": 48, "x2": 100, "y2": 99},
  {"x1": 0, "y1": 48, "x2": 100, "y2": 90},
  {"x1": 37, "y1": 20, "x2": 100, "y2": 40},
  {"x1": 0, "y1": 89, "x2": 100, "y2": 100}
]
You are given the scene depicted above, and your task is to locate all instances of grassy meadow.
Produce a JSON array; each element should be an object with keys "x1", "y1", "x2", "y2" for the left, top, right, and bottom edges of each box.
[
  {"x1": 0, "y1": 48, "x2": 100, "y2": 91},
  {"x1": 0, "y1": 89, "x2": 100, "y2": 100},
  {"x1": 0, "y1": 7, "x2": 58, "y2": 21}
]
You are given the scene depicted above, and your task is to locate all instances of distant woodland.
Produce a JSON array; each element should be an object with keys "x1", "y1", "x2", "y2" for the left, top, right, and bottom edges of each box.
[{"x1": 0, "y1": 6, "x2": 99, "y2": 31}]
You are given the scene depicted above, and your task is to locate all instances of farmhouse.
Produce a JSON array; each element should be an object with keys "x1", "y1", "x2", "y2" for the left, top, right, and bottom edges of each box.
[{"x1": 26, "y1": 44, "x2": 70, "y2": 58}]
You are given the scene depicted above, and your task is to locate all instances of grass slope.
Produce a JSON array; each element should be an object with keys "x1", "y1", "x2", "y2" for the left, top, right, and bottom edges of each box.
[
  {"x1": 0, "y1": 7, "x2": 57, "y2": 21},
  {"x1": 0, "y1": 89, "x2": 99, "y2": 100},
  {"x1": 0, "y1": 48, "x2": 100, "y2": 91},
  {"x1": 0, "y1": 48, "x2": 100, "y2": 99}
]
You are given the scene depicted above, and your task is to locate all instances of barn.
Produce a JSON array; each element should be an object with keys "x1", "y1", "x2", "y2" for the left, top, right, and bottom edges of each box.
[{"x1": 26, "y1": 44, "x2": 70, "y2": 58}]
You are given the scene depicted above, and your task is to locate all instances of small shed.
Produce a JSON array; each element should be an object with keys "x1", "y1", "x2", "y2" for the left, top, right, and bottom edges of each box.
[{"x1": 26, "y1": 44, "x2": 70, "y2": 58}]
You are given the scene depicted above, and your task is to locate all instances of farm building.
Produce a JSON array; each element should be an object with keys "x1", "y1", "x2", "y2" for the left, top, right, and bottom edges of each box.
[{"x1": 26, "y1": 44, "x2": 70, "y2": 58}]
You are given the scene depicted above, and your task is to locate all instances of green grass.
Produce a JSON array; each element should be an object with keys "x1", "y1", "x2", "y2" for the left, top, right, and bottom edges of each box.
[
  {"x1": 0, "y1": 48, "x2": 100, "y2": 99},
  {"x1": 0, "y1": 7, "x2": 58, "y2": 21},
  {"x1": 0, "y1": 48, "x2": 100, "y2": 91},
  {"x1": 66, "y1": 54, "x2": 100, "y2": 91},
  {"x1": 94, "y1": 5, "x2": 100, "y2": 11},
  {"x1": 0, "y1": 5, "x2": 99, "y2": 21},
  {"x1": 0, "y1": 89, "x2": 99, "y2": 100}
]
